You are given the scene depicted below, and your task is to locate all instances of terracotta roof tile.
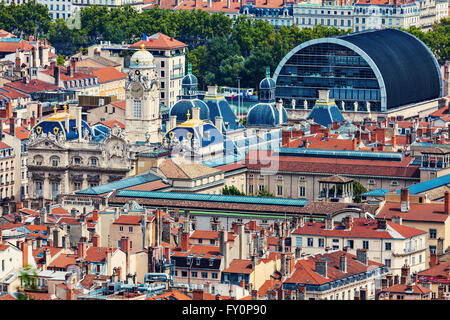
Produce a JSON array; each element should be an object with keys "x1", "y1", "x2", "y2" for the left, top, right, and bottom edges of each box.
[
  {"x1": 129, "y1": 33, "x2": 187, "y2": 50},
  {"x1": 379, "y1": 202, "x2": 450, "y2": 223},
  {"x1": 146, "y1": 289, "x2": 192, "y2": 300},
  {"x1": 92, "y1": 66, "x2": 127, "y2": 83},
  {"x1": 381, "y1": 283, "x2": 432, "y2": 294}
]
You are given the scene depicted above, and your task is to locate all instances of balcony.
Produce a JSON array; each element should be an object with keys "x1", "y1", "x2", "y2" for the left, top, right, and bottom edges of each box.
[
  {"x1": 392, "y1": 247, "x2": 426, "y2": 257},
  {"x1": 172, "y1": 64, "x2": 183, "y2": 70},
  {"x1": 170, "y1": 73, "x2": 185, "y2": 80}
]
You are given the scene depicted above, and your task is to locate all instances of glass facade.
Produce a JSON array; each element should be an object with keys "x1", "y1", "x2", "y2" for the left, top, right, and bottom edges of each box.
[{"x1": 275, "y1": 43, "x2": 382, "y2": 112}]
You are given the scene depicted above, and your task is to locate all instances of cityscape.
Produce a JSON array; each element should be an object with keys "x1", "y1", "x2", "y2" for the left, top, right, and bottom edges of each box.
[{"x1": 0, "y1": 0, "x2": 448, "y2": 306}]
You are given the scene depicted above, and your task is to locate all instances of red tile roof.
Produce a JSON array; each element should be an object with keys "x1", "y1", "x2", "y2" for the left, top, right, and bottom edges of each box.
[
  {"x1": 48, "y1": 253, "x2": 78, "y2": 269},
  {"x1": 380, "y1": 283, "x2": 432, "y2": 294},
  {"x1": 42, "y1": 66, "x2": 96, "y2": 82},
  {"x1": 0, "y1": 39, "x2": 33, "y2": 52},
  {"x1": 110, "y1": 100, "x2": 126, "y2": 110},
  {"x1": 113, "y1": 215, "x2": 142, "y2": 225},
  {"x1": 285, "y1": 251, "x2": 383, "y2": 286},
  {"x1": 5, "y1": 79, "x2": 59, "y2": 93},
  {"x1": 84, "y1": 247, "x2": 117, "y2": 263},
  {"x1": 129, "y1": 33, "x2": 187, "y2": 50},
  {"x1": 98, "y1": 120, "x2": 125, "y2": 129},
  {"x1": 258, "y1": 279, "x2": 283, "y2": 297},
  {"x1": 123, "y1": 180, "x2": 170, "y2": 192},
  {"x1": 146, "y1": 289, "x2": 192, "y2": 300},
  {"x1": 51, "y1": 206, "x2": 70, "y2": 216},
  {"x1": 222, "y1": 259, "x2": 253, "y2": 274},
  {"x1": 172, "y1": 244, "x2": 221, "y2": 259},
  {"x1": 0, "y1": 243, "x2": 10, "y2": 252},
  {"x1": 0, "y1": 293, "x2": 16, "y2": 300},
  {"x1": 379, "y1": 202, "x2": 450, "y2": 223},
  {"x1": 245, "y1": 150, "x2": 420, "y2": 178},
  {"x1": 0, "y1": 141, "x2": 11, "y2": 150},
  {"x1": 92, "y1": 66, "x2": 127, "y2": 83},
  {"x1": 3, "y1": 126, "x2": 30, "y2": 140},
  {"x1": 291, "y1": 218, "x2": 426, "y2": 239},
  {"x1": 214, "y1": 162, "x2": 246, "y2": 173},
  {"x1": 0, "y1": 87, "x2": 29, "y2": 99},
  {"x1": 417, "y1": 261, "x2": 450, "y2": 279}
]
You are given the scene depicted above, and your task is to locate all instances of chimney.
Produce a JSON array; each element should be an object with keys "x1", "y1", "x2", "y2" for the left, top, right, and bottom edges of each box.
[
  {"x1": 392, "y1": 135, "x2": 397, "y2": 149},
  {"x1": 43, "y1": 248, "x2": 51, "y2": 268},
  {"x1": 54, "y1": 65, "x2": 61, "y2": 87},
  {"x1": 21, "y1": 241, "x2": 29, "y2": 266},
  {"x1": 401, "y1": 264, "x2": 410, "y2": 284},
  {"x1": 9, "y1": 117, "x2": 15, "y2": 138},
  {"x1": 93, "y1": 210, "x2": 99, "y2": 221},
  {"x1": 400, "y1": 188, "x2": 410, "y2": 213},
  {"x1": 344, "y1": 216, "x2": 353, "y2": 230},
  {"x1": 298, "y1": 215, "x2": 305, "y2": 228},
  {"x1": 77, "y1": 239, "x2": 87, "y2": 259},
  {"x1": 391, "y1": 216, "x2": 402, "y2": 225},
  {"x1": 193, "y1": 289, "x2": 205, "y2": 300},
  {"x1": 324, "y1": 215, "x2": 334, "y2": 230},
  {"x1": 251, "y1": 290, "x2": 258, "y2": 300},
  {"x1": 315, "y1": 260, "x2": 327, "y2": 278},
  {"x1": 276, "y1": 99, "x2": 284, "y2": 125},
  {"x1": 169, "y1": 115, "x2": 177, "y2": 132},
  {"x1": 15, "y1": 56, "x2": 21, "y2": 68},
  {"x1": 180, "y1": 232, "x2": 190, "y2": 251},
  {"x1": 437, "y1": 237, "x2": 444, "y2": 256},
  {"x1": 295, "y1": 247, "x2": 301, "y2": 259},
  {"x1": 445, "y1": 192, "x2": 450, "y2": 214},
  {"x1": 215, "y1": 116, "x2": 223, "y2": 132},
  {"x1": 430, "y1": 253, "x2": 438, "y2": 267},
  {"x1": 340, "y1": 254, "x2": 347, "y2": 273},
  {"x1": 238, "y1": 223, "x2": 245, "y2": 259},
  {"x1": 70, "y1": 58, "x2": 76, "y2": 77},
  {"x1": 240, "y1": 279, "x2": 245, "y2": 288},
  {"x1": 227, "y1": 0, "x2": 230, "y2": 7},
  {"x1": 249, "y1": 220, "x2": 257, "y2": 231},
  {"x1": 192, "y1": 106, "x2": 200, "y2": 121},
  {"x1": 105, "y1": 249, "x2": 112, "y2": 275},
  {"x1": 76, "y1": 105, "x2": 82, "y2": 141},
  {"x1": 207, "y1": 0, "x2": 211, "y2": 7},
  {"x1": 352, "y1": 138, "x2": 357, "y2": 151},
  {"x1": 92, "y1": 234, "x2": 100, "y2": 247},
  {"x1": 356, "y1": 249, "x2": 367, "y2": 265}
]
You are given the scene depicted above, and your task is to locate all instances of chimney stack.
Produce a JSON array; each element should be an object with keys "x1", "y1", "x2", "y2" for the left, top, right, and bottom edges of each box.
[
  {"x1": 92, "y1": 234, "x2": 100, "y2": 247},
  {"x1": 325, "y1": 215, "x2": 334, "y2": 230},
  {"x1": 340, "y1": 254, "x2": 347, "y2": 273},
  {"x1": 356, "y1": 249, "x2": 367, "y2": 265},
  {"x1": 377, "y1": 218, "x2": 387, "y2": 230},
  {"x1": 77, "y1": 238, "x2": 87, "y2": 259},
  {"x1": 315, "y1": 260, "x2": 327, "y2": 278},
  {"x1": 400, "y1": 188, "x2": 410, "y2": 213},
  {"x1": 181, "y1": 232, "x2": 190, "y2": 251},
  {"x1": 344, "y1": 216, "x2": 353, "y2": 230},
  {"x1": 444, "y1": 191, "x2": 450, "y2": 214}
]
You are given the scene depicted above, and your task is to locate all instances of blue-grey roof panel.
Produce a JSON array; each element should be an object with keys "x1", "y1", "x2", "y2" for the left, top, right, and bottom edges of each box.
[{"x1": 116, "y1": 190, "x2": 308, "y2": 207}]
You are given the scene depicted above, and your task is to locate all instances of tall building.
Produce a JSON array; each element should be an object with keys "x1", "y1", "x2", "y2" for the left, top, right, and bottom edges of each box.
[
  {"x1": 125, "y1": 45, "x2": 162, "y2": 145},
  {"x1": 26, "y1": 104, "x2": 130, "y2": 205}
]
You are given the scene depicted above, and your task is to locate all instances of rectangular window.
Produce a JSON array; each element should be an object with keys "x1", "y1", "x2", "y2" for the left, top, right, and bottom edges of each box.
[
  {"x1": 307, "y1": 238, "x2": 314, "y2": 247},
  {"x1": 296, "y1": 237, "x2": 302, "y2": 247},
  {"x1": 119, "y1": 226, "x2": 123, "y2": 232},
  {"x1": 191, "y1": 271, "x2": 197, "y2": 278},
  {"x1": 363, "y1": 240, "x2": 369, "y2": 250},
  {"x1": 429, "y1": 229, "x2": 437, "y2": 239},
  {"x1": 129, "y1": 227, "x2": 133, "y2": 232},
  {"x1": 201, "y1": 272, "x2": 208, "y2": 279},
  {"x1": 181, "y1": 271, "x2": 187, "y2": 277},
  {"x1": 347, "y1": 240, "x2": 354, "y2": 249},
  {"x1": 248, "y1": 184, "x2": 254, "y2": 194},
  {"x1": 318, "y1": 238, "x2": 325, "y2": 248},
  {"x1": 384, "y1": 259, "x2": 391, "y2": 268},
  {"x1": 133, "y1": 100, "x2": 142, "y2": 118},
  {"x1": 299, "y1": 186, "x2": 306, "y2": 197},
  {"x1": 385, "y1": 242, "x2": 392, "y2": 251},
  {"x1": 212, "y1": 272, "x2": 218, "y2": 279},
  {"x1": 277, "y1": 185, "x2": 283, "y2": 196}
]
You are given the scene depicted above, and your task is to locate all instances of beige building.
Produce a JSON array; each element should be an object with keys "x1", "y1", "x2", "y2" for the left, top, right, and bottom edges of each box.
[
  {"x1": 26, "y1": 105, "x2": 131, "y2": 204},
  {"x1": 129, "y1": 33, "x2": 187, "y2": 109},
  {"x1": 290, "y1": 214, "x2": 428, "y2": 276},
  {"x1": 378, "y1": 190, "x2": 450, "y2": 268}
]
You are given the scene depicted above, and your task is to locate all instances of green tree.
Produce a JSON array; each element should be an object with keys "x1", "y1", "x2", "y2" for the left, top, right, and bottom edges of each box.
[
  {"x1": 222, "y1": 185, "x2": 246, "y2": 196},
  {"x1": 352, "y1": 180, "x2": 367, "y2": 203},
  {"x1": 56, "y1": 54, "x2": 65, "y2": 66},
  {"x1": 256, "y1": 187, "x2": 274, "y2": 198},
  {"x1": 16, "y1": 264, "x2": 38, "y2": 300}
]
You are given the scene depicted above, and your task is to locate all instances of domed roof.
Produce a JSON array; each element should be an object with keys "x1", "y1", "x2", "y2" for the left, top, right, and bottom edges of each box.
[
  {"x1": 130, "y1": 45, "x2": 155, "y2": 68},
  {"x1": 164, "y1": 123, "x2": 224, "y2": 148},
  {"x1": 259, "y1": 77, "x2": 276, "y2": 90},
  {"x1": 169, "y1": 99, "x2": 210, "y2": 123},
  {"x1": 182, "y1": 74, "x2": 198, "y2": 88},
  {"x1": 246, "y1": 103, "x2": 287, "y2": 127},
  {"x1": 204, "y1": 95, "x2": 244, "y2": 132}
]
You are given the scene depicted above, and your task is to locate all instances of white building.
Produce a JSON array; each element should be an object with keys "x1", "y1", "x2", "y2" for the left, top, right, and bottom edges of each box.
[{"x1": 293, "y1": 2, "x2": 354, "y2": 30}]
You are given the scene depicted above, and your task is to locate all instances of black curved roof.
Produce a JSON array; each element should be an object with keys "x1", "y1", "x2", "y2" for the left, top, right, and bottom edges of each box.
[{"x1": 338, "y1": 29, "x2": 442, "y2": 110}]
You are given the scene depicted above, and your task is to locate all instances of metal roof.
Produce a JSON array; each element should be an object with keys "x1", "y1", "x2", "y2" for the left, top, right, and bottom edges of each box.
[
  {"x1": 278, "y1": 147, "x2": 403, "y2": 161},
  {"x1": 396, "y1": 174, "x2": 450, "y2": 195},
  {"x1": 361, "y1": 189, "x2": 390, "y2": 197},
  {"x1": 76, "y1": 173, "x2": 162, "y2": 195},
  {"x1": 116, "y1": 190, "x2": 309, "y2": 207}
]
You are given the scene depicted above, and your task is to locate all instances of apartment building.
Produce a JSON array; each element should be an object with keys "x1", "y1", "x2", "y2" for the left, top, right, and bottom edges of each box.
[
  {"x1": 290, "y1": 215, "x2": 427, "y2": 276},
  {"x1": 294, "y1": 2, "x2": 354, "y2": 30}
]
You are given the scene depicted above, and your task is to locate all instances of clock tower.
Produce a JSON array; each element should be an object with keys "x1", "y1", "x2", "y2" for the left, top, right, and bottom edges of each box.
[{"x1": 125, "y1": 44, "x2": 161, "y2": 145}]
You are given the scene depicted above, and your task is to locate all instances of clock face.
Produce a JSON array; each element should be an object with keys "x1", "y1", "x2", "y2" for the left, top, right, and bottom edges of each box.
[{"x1": 131, "y1": 82, "x2": 143, "y2": 98}]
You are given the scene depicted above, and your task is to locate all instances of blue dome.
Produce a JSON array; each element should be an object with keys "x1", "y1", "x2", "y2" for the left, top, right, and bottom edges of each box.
[
  {"x1": 246, "y1": 103, "x2": 287, "y2": 127},
  {"x1": 204, "y1": 95, "x2": 244, "y2": 132},
  {"x1": 31, "y1": 117, "x2": 93, "y2": 141},
  {"x1": 130, "y1": 46, "x2": 155, "y2": 68},
  {"x1": 259, "y1": 77, "x2": 276, "y2": 89},
  {"x1": 165, "y1": 123, "x2": 224, "y2": 148},
  {"x1": 182, "y1": 74, "x2": 198, "y2": 88},
  {"x1": 169, "y1": 99, "x2": 210, "y2": 123}
]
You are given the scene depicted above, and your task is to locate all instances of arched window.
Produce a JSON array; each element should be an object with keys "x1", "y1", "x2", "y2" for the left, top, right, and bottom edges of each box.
[
  {"x1": 50, "y1": 156, "x2": 60, "y2": 167},
  {"x1": 34, "y1": 155, "x2": 43, "y2": 166},
  {"x1": 89, "y1": 157, "x2": 98, "y2": 167}
]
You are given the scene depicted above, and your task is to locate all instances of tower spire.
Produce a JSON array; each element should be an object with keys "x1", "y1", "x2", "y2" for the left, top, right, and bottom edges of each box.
[{"x1": 266, "y1": 66, "x2": 270, "y2": 79}]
